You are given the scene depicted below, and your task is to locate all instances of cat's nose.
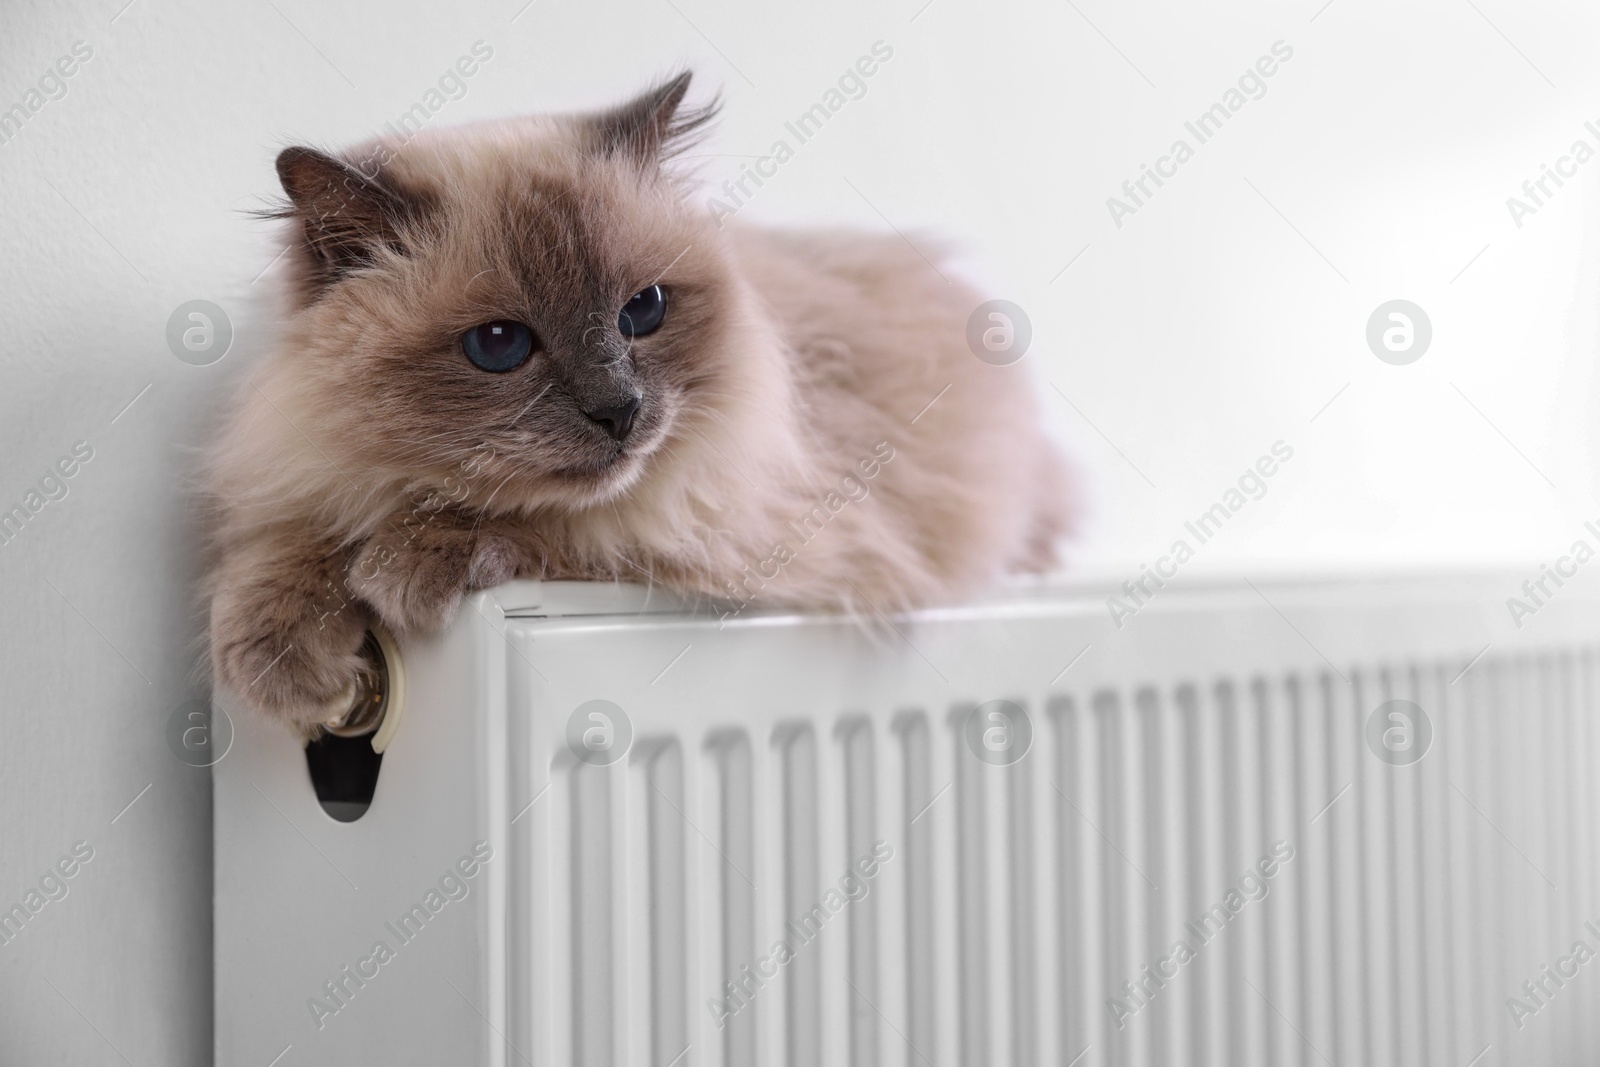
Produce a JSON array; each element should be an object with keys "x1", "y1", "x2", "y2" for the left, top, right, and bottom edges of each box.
[{"x1": 584, "y1": 396, "x2": 641, "y2": 442}]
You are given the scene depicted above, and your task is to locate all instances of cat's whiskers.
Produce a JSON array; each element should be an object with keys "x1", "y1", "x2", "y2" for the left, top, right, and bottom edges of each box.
[
  {"x1": 511, "y1": 382, "x2": 554, "y2": 423},
  {"x1": 462, "y1": 267, "x2": 501, "y2": 295},
  {"x1": 473, "y1": 468, "x2": 524, "y2": 520}
]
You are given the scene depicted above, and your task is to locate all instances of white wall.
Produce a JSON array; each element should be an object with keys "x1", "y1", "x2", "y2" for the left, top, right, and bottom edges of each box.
[{"x1": 2, "y1": 0, "x2": 1597, "y2": 1060}]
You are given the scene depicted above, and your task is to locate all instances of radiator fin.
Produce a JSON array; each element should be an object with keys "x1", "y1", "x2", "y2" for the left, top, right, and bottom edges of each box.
[
  {"x1": 837, "y1": 716, "x2": 879, "y2": 1067},
  {"x1": 705, "y1": 730, "x2": 755, "y2": 1067},
  {"x1": 893, "y1": 711, "x2": 938, "y2": 1067},
  {"x1": 569, "y1": 762, "x2": 615, "y2": 1067},
  {"x1": 643, "y1": 741, "x2": 688, "y2": 1067}
]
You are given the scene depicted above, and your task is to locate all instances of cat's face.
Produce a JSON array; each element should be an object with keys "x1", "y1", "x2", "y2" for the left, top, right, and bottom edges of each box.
[{"x1": 268, "y1": 74, "x2": 731, "y2": 512}]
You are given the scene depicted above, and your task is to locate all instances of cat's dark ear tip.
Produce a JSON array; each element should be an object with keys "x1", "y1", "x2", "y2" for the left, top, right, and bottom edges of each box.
[
  {"x1": 661, "y1": 68, "x2": 721, "y2": 115},
  {"x1": 589, "y1": 70, "x2": 717, "y2": 164},
  {"x1": 275, "y1": 145, "x2": 336, "y2": 191},
  {"x1": 663, "y1": 69, "x2": 723, "y2": 146},
  {"x1": 275, "y1": 145, "x2": 313, "y2": 180},
  {"x1": 659, "y1": 69, "x2": 694, "y2": 102}
]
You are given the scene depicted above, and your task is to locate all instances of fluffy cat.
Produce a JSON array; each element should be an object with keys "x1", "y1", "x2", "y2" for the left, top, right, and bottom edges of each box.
[{"x1": 207, "y1": 72, "x2": 1070, "y2": 729}]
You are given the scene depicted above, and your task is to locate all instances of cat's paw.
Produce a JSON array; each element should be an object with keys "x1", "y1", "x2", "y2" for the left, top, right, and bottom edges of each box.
[
  {"x1": 347, "y1": 517, "x2": 520, "y2": 635},
  {"x1": 211, "y1": 580, "x2": 370, "y2": 730}
]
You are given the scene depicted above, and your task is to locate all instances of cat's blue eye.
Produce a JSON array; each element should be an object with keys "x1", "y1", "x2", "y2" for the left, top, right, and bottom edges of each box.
[
  {"x1": 461, "y1": 321, "x2": 535, "y2": 372},
  {"x1": 618, "y1": 285, "x2": 667, "y2": 337}
]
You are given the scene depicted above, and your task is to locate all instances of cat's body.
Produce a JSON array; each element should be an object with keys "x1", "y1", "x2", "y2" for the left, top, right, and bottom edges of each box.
[{"x1": 208, "y1": 74, "x2": 1069, "y2": 728}]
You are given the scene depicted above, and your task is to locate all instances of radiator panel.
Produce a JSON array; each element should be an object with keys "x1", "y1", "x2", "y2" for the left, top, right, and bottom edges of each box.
[{"x1": 216, "y1": 576, "x2": 1600, "y2": 1066}]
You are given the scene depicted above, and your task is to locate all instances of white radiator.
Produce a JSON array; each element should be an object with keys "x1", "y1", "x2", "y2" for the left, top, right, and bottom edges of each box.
[{"x1": 215, "y1": 574, "x2": 1600, "y2": 1066}]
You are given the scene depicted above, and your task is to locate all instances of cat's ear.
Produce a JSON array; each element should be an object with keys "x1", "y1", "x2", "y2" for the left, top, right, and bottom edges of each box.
[
  {"x1": 272, "y1": 146, "x2": 428, "y2": 288},
  {"x1": 587, "y1": 71, "x2": 719, "y2": 166}
]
